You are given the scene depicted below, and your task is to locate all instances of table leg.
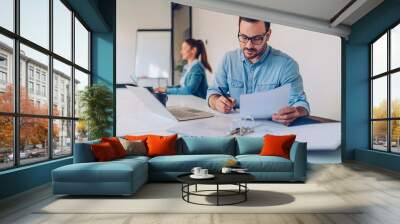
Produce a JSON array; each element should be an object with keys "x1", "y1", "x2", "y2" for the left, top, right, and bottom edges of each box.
[
  {"x1": 217, "y1": 184, "x2": 219, "y2": 206},
  {"x1": 187, "y1": 184, "x2": 190, "y2": 202},
  {"x1": 245, "y1": 183, "x2": 247, "y2": 201},
  {"x1": 195, "y1": 184, "x2": 198, "y2": 192}
]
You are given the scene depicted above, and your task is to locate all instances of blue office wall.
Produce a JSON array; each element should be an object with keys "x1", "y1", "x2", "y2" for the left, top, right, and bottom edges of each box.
[
  {"x1": 344, "y1": 0, "x2": 400, "y2": 171},
  {"x1": 0, "y1": 0, "x2": 116, "y2": 200}
]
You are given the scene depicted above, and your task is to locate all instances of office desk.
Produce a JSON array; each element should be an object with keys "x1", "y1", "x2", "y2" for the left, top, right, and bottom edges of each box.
[{"x1": 116, "y1": 88, "x2": 341, "y2": 151}]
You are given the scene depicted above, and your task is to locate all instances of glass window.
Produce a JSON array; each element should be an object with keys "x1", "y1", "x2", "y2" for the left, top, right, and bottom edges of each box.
[
  {"x1": 0, "y1": 0, "x2": 14, "y2": 31},
  {"x1": 0, "y1": 35, "x2": 13, "y2": 113},
  {"x1": 0, "y1": 71, "x2": 7, "y2": 84},
  {"x1": 19, "y1": 117, "x2": 49, "y2": 165},
  {"x1": 28, "y1": 67, "x2": 34, "y2": 80},
  {"x1": 392, "y1": 24, "x2": 400, "y2": 70},
  {"x1": 372, "y1": 33, "x2": 387, "y2": 76},
  {"x1": 20, "y1": 44, "x2": 49, "y2": 115},
  {"x1": 53, "y1": 119, "x2": 72, "y2": 157},
  {"x1": 41, "y1": 85, "x2": 46, "y2": 96},
  {"x1": 20, "y1": 0, "x2": 49, "y2": 49},
  {"x1": 0, "y1": 0, "x2": 92, "y2": 170},
  {"x1": 371, "y1": 24, "x2": 400, "y2": 154},
  {"x1": 391, "y1": 72, "x2": 400, "y2": 118},
  {"x1": 391, "y1": 120, "x2": 400, "y2": 153},
  {"x1": 28, "y1": 81, "x2": 34, "y2": 93},
  {"x1": 75, "y1": 120, "x2": 88, "y2": 143},
  {"x1": 372, "y1": 77, "x2": 387, "y2": 119},
  {"x1": 0, "y1": 54, "x2": 7, "y2": 67},
  {"x1": 74, "y1": 18, "x2": 89, "y2": 70},
  {"x1": 0, "y1": 116, "x2": 14, "y2": 170},
  {"x1": 36, "y1": 84, "x2": 40, "y2": 95},
  {"x1": 53, "y1": 0, "x2": 72, "y2": 60},
  {"x1": 74, "y1": 69, "x2": 89, "y2": 118},
  {"x1": 372, "y1": 121, "x2": 388, "y2": 151},
  {"x1": 53, "y1": 59, "x2": 72, "y2": 117}
]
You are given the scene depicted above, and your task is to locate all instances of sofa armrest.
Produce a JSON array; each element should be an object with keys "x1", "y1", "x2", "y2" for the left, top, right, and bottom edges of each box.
[
  {"x1": 73, "y1": 140, "x2": 100, "y2": 163},
  {"x1": 289, "y1": 141, "x2": 307, "y2": 181}
]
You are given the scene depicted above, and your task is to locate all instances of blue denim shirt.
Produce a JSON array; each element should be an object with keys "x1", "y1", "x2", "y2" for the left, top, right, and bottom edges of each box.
[
  {"x1": 167, "y1": 60, "x2": 208, "y2": 99},
  {"x1": 207, "y1": 46, "x2": 310, "y2": 112}
]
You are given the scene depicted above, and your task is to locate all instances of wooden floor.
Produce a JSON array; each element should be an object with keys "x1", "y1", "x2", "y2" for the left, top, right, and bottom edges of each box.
[{"x1": 1, "y1": 162, "x2": 400, "y2": 224}]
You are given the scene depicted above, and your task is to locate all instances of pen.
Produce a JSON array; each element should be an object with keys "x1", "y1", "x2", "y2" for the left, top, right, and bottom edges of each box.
[{"x1": 218, "y1": 86, "x2": 233, "y2": 104}]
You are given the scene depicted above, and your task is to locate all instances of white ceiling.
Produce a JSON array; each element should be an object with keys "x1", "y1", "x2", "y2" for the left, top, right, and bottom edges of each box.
[
  {"x1": 223, "y1": 0, "x2": 352, "y2": 22},
  {"x1": 172, "y1": 0, "x2": 384, "y2": 38}
]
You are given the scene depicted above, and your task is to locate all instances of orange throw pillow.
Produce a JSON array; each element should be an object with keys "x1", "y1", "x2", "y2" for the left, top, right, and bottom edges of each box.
[
  {"x1": 91, "y1": 142, "x2": 117, "y2": 161},
  {"x1": 124, "y1": 135, "x2": 150, "y2": 141},
  {"x1": 101, "y1": 137, "x2": 127, "y2": 158},
  {"x1": 259, "y1": 134, "x2": 296, "y2": 159},
  {"x1": 146, "y1": 134, "x2": 178, "y2": 157}
]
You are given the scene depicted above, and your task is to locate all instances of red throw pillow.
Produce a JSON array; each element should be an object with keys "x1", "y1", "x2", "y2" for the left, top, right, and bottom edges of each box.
[
  {"x1": 146, "y1": 134, "x2": 178, "y2": 157},
  {"x1": 101, "y1": 137, "x2": 127, "y2": 158},
  {"x1": 259, "y1": 134, "x2": 296, "y2": 159},
  {"x1": 91, "y1": 142, "x2": 117, "y2": 161}
]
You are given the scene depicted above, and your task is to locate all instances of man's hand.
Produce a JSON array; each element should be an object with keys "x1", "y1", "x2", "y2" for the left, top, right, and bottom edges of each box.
[
  {"x1": 209, "y1": 95, "x2": 236, "y2": 113},
  {"x1": 154, "y1": 87, "x2": 166, "y2": 93},
  {"x1": 272, "y1": 106, "x2": 308, "y2": 126}
]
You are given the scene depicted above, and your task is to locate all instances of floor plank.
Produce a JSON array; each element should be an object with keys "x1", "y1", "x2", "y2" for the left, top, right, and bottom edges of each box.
[{"x1": 1, "y1": 162, "x2": 400, "y2": 224}]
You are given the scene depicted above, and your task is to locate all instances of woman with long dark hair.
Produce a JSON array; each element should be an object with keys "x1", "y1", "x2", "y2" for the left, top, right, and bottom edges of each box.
[{"x1": 155, "y1": 38, "x2": 212, "y2": 99}]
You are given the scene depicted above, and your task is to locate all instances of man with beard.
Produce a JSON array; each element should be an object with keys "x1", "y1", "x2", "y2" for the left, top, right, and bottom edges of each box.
[{"x1": 207, "y1": 17, "x2": 310, "y2": 125}]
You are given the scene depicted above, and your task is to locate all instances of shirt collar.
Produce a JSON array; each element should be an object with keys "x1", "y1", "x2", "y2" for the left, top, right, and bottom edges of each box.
[{"x1": 240, "y1": 45, "x2": 271, "y2": 65}]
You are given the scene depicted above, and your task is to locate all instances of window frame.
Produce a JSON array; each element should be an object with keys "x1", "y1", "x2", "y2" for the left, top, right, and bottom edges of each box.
[
  {"x1": 370, "y1": 20, "x2": 400, "y2": 154},
  {"x1": 0, "y1": 0, "x2": 92, "y2": 171}
]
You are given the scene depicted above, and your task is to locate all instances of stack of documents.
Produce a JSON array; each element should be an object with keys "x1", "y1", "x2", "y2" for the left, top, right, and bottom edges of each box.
[{"x1": 240, "y1": 85, "x2": 290, "y2": 119}]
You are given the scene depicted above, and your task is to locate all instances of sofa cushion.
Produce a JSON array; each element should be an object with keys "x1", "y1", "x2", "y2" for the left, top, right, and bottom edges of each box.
[
  {"x1": 177, "y1": 136, "x2": 236, "y2": 155},
  {"x1": 53, "y1": 158, "x2": 147, "y2": 183},
  {"x1": 236, "y1": 137, "x2": 263, "y2": 155},
  {"x1": 236, "y1": 155, "x2": 293, "y2": 172},
  {"x1": 149, "y1": 154, "x2": 235, "y2": 172}
]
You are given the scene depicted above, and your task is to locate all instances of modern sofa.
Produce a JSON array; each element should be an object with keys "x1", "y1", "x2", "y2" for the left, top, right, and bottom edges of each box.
[{"x1": 52, "y1": 136, "x2": 307, "y2": 196}]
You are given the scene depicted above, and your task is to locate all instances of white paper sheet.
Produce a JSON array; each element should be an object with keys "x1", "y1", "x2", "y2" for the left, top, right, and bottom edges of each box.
[{"x1": 240, "y1": 85, "x2": 290, "y2": 119}]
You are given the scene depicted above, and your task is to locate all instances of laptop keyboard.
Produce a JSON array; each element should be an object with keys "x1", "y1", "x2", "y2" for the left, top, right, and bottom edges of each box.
[{"x1": 169, "y1": 108, "x2": 198, "y2": 118}]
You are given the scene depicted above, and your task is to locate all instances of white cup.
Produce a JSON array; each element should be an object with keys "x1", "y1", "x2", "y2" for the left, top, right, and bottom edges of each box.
[
  {"x1": 191, "y1": 167, "x2": 202, "y2": 176},
  {"x1": 221, "y1": 167, "x2": 232, "y2": 174},
  {"x1": 200, "y1": 169, "x2": 208, "y2": 176}
]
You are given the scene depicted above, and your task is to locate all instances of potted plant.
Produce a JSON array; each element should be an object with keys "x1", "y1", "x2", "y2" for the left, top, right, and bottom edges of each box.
[{"x1": 79, "y1": 84, "x2": 113, "y2": 140}]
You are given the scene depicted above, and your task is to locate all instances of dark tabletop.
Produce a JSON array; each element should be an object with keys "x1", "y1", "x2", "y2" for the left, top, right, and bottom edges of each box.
[{"x1": 177, "y1": 172, "x2": 255, "y2": 185}]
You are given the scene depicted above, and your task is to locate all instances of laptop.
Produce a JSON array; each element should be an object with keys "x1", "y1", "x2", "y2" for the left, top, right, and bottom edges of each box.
[{"x1": 127, "y1": 86, "x2": 214, "y2": 121}]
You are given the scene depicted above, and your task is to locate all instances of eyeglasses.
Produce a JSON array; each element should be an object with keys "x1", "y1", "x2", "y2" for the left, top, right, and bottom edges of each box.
[{"x1": 237, "y1": 32, "x2": 267, "y2": 45}]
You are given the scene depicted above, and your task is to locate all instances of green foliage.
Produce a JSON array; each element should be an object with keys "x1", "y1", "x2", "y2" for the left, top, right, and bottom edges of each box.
[{"x1": 79, "y1": 84, "x2": 113, "y2": 140}]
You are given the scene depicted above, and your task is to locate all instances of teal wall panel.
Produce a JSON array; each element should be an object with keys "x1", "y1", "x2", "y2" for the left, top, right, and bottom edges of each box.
[
  {"x1": 91, "y1": 32, "x2": 115, "y2": 135},
  {"x1": 355, "y1": 149, "x2": 400, "y2": 172},
  {"x1": 0, "y1": 158, "x2": 72, "y2": 199}
]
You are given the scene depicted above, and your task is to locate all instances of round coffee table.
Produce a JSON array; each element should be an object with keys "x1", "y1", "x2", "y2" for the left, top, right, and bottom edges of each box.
[{"x1": 177, "y1": 173, "x2": 255, "y2": 206}]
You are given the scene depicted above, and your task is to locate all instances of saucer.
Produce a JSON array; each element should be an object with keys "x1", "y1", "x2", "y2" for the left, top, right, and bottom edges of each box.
[{"x1": 190, "y1": 174, "x2": 215, "y2": 179}]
